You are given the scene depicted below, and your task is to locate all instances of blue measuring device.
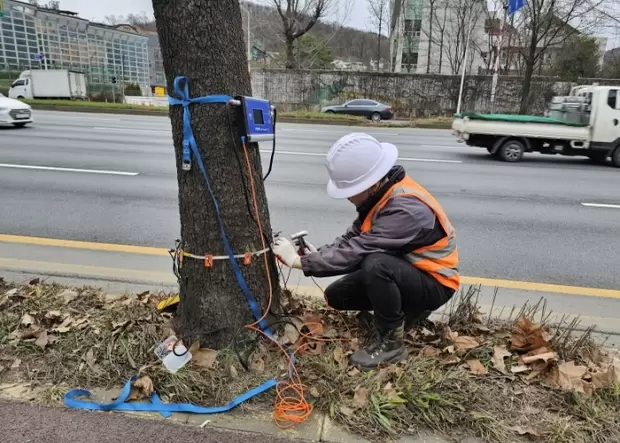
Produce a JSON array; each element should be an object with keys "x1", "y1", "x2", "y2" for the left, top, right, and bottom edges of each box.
[{"x1": 236, "y1": 96, "x2": 275, "y2": 143}]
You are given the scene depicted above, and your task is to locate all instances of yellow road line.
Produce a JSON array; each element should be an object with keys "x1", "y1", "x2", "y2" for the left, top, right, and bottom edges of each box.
[
  {"x1": 0, "y1": 234, "x2": 168, "y2": 256},
  {"x1": 1, "y1": 234, "x2": 620, "y2": 299}
]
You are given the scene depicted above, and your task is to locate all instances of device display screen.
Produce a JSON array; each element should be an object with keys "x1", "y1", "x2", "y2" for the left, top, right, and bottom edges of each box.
[{"x1": 253, "y1": 108, "x2": 264, "y2": 125}]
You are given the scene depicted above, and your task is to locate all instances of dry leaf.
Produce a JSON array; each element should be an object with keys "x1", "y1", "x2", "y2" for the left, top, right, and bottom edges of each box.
[
  {"x1": 353, "y1": 386, "x2": 369, "y2": 408},
  {"x1": 57, "y1": 316, "x2": 73, "y2": 329},
  {"x1": 128, "y1": 376, "x2": 154, "y2": 401},
  {"x1": 309, "y1": 387, "x2": 320, "y2": 398},
  {"x1": 466, "y1": 359, "x2": 488, "y2": 376},
  {"x1": 53, "y1": 327, "x2": 72, "y2": 334},
  {"x1": 85, "y1": 349, "x2": 99, "y2": 372},
  {"x1": 279, "y1": 323, "x2": 300, "y2": 346},
  {"x1": 193, "y1": 348, "x2": 218, "y2": 369},
  {"x1": 492, "y1": 346, "x2": 512, "y2": 374},
  {"x1": 453, "y1": 335, "x2": 480, "y2": 351},
  {"x1": 508, "y1": 425, "x2": 542, "y2": 437},
  {"x1": 188, "y1": 341, "x2": 200, "y2": 353},
  {"x1": 347, "y1": 368, "x2": 360, "y2": 377},
  {"x1": 420, "y1": 346, "x2": 441, "y2": 357},
  {"x1": 56, "y1": 289, "x2": 79, "y2": 303},
  {"x1": 443, "y1": 345, "x2": 455, "y2": 354},
  {"x1": 35, "y1": 330, "x2": 49, "y2": 349},
  {"x1": 547, "y1": 361, "x2": 590, "y2": 392},
  {"x1": 521, "y1": 352, "x2": 557, "y2": 365},
  {"x1": 591, "y1": 365, "x2": 620, "y2": 389},
  {"x1": 511, "y1": 365, "x2": 531, "y2": 374},
  {"x1": 104, "y1": 293, "x2": 126, "y2": 304},
  {"x1": 333, "y1": 346, "x2": 346, "y2": 366},
  {"x1": 45, "y1": 311, "x2": 62, "y2": 320},
  {"x1": 21, "y1": 314, "x2": 35, "y2": 327},
  {"x1": 10, "y1": 359, "x2": 22, "y2": 369},
  {"x1": 441, "y1": 355, "x2": 461, "y2": 365},
  {"x1": 348, "y1": 338, "x2": 359, "y2": 352},
  {"x1": 249, "y1": 353, "x2": 265, "y2": 373},
  {"x1": 511, "y1": 316, "x2": 551, "y2": 352}
]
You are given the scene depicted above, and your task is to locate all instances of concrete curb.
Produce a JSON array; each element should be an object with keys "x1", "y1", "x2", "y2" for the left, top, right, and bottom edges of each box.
[
  {"x1": 0, "y1": 384, "x2": 472, "y2": 443},
  {"x1": 26, "y1": 104, "x2": 452, "y2": 129}
]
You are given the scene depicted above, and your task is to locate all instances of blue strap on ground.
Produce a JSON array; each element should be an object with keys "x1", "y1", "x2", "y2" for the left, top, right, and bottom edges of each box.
[
  {"x1": 64, "y1": 376, "x2": 277, "y2": 417},
  {"x1": 168, "y1": 76, "x2": 272, "y2": 336}
]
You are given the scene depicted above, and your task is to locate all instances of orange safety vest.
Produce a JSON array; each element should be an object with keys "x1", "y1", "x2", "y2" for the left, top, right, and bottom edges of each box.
[{"x1": 360, "y1": 175, "x2": 460, "y2": 291}]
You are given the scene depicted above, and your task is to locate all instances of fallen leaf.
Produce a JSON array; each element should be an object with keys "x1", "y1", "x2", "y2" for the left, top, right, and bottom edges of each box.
[
  {"x1": 279, "y1": 323, "x2": 300, "y2": 346},
  {"x1": 511, "y1": 365, "x2": 531, "y2": 374},
  {"x1": 57, "y1": 316, "x2": 73, "y2": 329},
  {"x1": 443, "y1": 345, "x2": 455, "y2": 354},
  {"x1": 85, "y1": 349, "x2": 99, "y2": 372},
  {"x1": 353, "y1": 386, "x2": 369, "y2": 407},
  {"x1": 35, "y1": 330, "x2": 49, "y2": 349},
  {"x1": 128, "y1": 376, "x2": 154, "y2": 401},
  {"x1": 10, "y1": 359, "x2": 22, "y2": 369},
  {"x1": 508, "y1": 425, "x2": 541, "y2": 437},
  {"x1": 21, "y1": 314, "x2": 35, "y2": 327},
  {"x1": 347, "y1": 368, "x2": 360, "y2": 377},
  {"x1": 229, "y1": 365, "x2": 238, "y2": 379},
  {"x1": 453, "y1": 335, "x2": 480, "y2": 351},
  {"x1": 441, "y1": 355, "x2": 461, "y2": 365},
  {"x1": 526, "y1": 361, "x2": 552, "y2": 381},
  {"x1": 348, "y1": 338, "x2": 359, "y2": 352},
  {"x1": 420, "y1": 346, "x2": 441, "y2": 357},
  {"x1": 56, "y1": 289, "x2": 78, "y2": 303},
  {"x1": 339, "y1": 406, "x2": 354, "y2": 417},
  {"x1": 510, "y1": 316, "x2": 551, "y2": 352},
  {"x1": 45, "y1": 311, "x2": 63, "y2": 320},
  {"x1": 53, "y1": 327, "x2": 72, "y2": 334},
  {"x1": 73, "y1": 318, "x2": 89, "y2": 330},
  {"x1": 249, "y1": 353, "x2": 265, "y2": 373},
  {"x1": 547, "y1": 361, "x2": 590, "y2": 392},
  {"x1": 466, "y1": 359, "x2": 488, "y2": 376},
  {"x1": 104, "y1": 293, "x2": 126, "y2": 304},
  {"x1": 188, "y1": 341, "x2": 200, "y2": 354},
  {"x1": 333, "y1": 346, "x2": 346, "y2": 366},
  {"x1": 492, "y1": 346, "x2": 512, "y2": 374},
  {"x1": 193, "y1": 348, "x2": 218, "y2": 369},
  {"x1": 309, "y1": 387, "x2": 320, "y2": 398}
]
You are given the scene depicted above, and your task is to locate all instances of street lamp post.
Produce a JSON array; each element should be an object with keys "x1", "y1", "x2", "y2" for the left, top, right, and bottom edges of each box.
[{"x1": 240, "y1": 5, "x2": 251, "y2": 73}]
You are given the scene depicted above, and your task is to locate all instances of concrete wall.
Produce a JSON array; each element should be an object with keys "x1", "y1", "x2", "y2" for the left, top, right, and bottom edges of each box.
[{"x1": 250, "y1": 69, "x2": 577, "y2": 116}]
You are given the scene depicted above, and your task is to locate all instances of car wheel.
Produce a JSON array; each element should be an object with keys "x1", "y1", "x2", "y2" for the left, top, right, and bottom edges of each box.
[
  {"x1": 498, "y1": 139, "x2": 525, "y2": 163},
  {"x1": 13, "y1": 123, "x2": 28, "y2": 128},
  {"x1": 370, "y1": 112, "x2": 381, "y2": 122},
  {"x1": 612, "y1": 146, "x2": 620, "y2": 168}
]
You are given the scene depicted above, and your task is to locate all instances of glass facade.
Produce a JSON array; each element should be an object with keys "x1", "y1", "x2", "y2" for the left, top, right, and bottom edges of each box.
[{"x1": 0, "y1": 0, "x2": 150, "y2": 94}]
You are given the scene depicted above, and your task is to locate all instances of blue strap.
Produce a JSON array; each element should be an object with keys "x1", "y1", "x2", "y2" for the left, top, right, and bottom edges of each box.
[
  {"x1": 168, "y1": 76, "x2": 272, "y2": 336},
  {"x1": 64, "y1": 376, "x2": 277, "y2": 417}
]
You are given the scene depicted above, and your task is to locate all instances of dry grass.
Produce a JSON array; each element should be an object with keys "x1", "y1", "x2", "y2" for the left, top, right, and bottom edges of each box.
[{"x1": 1, "y1": 280, "x2": 619, "y2": 443}]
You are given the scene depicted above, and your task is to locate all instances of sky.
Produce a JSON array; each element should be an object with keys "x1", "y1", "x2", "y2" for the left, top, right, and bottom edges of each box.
[{"x1": 52, "y1": 0, "x2": 619, "y2": 48}]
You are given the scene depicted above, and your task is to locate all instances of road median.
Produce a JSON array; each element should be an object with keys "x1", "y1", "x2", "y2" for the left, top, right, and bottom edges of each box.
[
  {"x1": 24, "y1": 100, "x2": 454, "y2": 129},
  {"x1": 1, "y1": 278, "x2": 619, "y2": 443}
]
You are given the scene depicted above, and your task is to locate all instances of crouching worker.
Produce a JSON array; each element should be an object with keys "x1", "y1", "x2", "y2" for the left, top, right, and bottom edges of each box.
[{"x1": 272, "y1": 133, "x2": 459, "y2": 370}]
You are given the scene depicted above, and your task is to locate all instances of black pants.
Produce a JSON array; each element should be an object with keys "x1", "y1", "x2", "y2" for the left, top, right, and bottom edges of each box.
[{"x1": 324, "y1": 253, "x2": 455, "y2": 331}]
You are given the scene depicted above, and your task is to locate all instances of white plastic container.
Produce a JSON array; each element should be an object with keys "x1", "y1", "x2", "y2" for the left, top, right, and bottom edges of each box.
[{"x1": 155, "y1": 336, "x2": 192, "y2": 373}]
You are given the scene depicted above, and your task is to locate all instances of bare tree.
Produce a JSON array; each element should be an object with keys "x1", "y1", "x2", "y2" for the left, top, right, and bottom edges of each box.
[
  {"x1": 367, "y1": 0, "x2": 389, "y2": 70},
  {"x1": 434, "y1": 0, "x2": 485, "y2": 75},
  {"x1": 424, "y1": 0, "x2": 440, "y2": 73},
  {"x1": 512, "y1": 0, "x2": 606, "y2": 113},
  {"x1": 270, "y1": 0, "x2": 335, "y2": 69}
]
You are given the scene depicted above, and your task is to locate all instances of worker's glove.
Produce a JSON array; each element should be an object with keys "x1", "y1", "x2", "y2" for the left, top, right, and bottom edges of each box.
[
  {"x1": 304, "y1": 241, "x2": 318, "y2": 254},
  {"x1": 273, "y1": 237, "x2": 302, "y2": 269}
]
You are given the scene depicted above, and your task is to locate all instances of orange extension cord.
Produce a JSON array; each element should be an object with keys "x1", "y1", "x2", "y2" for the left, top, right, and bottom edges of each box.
[{"x1": 240, "y1": 142, "x2": 349, "y2": 428}]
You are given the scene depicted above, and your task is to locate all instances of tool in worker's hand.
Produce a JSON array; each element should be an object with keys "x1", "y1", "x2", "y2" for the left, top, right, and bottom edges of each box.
[{"x1": 291, "y1": 230, "x2": 309, "y2": 256}]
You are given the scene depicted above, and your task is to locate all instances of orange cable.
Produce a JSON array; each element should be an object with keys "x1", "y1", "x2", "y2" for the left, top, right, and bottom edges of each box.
[{"x1": 240, "y1": 141, "x2": 353, "y2": 428}]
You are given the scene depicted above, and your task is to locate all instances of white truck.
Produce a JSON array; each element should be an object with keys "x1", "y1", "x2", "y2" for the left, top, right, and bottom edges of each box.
[
  {"x1": 8, "y1": 69, "x2": 87, "y2": 100},
  {"x1": 452, "y1": 85, "x2": 620, "y2": 168}
]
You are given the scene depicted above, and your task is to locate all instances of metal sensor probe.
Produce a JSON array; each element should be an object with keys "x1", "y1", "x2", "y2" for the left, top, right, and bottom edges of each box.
[{"x1": 291, "y1": 230, "x2": 309, "y2": 255}]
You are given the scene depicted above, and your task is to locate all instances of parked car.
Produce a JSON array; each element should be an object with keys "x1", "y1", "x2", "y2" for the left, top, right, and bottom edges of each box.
[
  {"x1": 320, "y1": 99, "x2": 394, "y2": 122},
  {"x1": 0, "y1": 93, "x2": 33, "y2": 128}
]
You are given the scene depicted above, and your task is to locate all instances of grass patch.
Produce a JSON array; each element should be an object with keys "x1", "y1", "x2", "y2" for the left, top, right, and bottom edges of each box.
[{"x1": 2, "y1": 280, "x2": 617, "y2": 442}]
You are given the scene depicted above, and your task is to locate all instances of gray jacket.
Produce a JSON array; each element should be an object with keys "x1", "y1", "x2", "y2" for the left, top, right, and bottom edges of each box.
[{"x1": 300, "y1": 186, "x2": 446, "y2": 278}]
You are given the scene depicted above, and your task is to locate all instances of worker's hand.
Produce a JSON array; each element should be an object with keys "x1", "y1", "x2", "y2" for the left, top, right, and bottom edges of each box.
[
  {"x1": 303, "y1": 241, "x2": 318, "y2": 254},
  {"x1": 273, "y1": 237, "x2": 302, "y2": 269}
]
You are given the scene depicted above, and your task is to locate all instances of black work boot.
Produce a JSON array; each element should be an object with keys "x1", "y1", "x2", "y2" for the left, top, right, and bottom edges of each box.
[
  {"x1": 404, "y1": 310, "x2": 432, "y2": 331},
  {"x1": 349, "y1": 323, "x2": 407, "y2": 371}
]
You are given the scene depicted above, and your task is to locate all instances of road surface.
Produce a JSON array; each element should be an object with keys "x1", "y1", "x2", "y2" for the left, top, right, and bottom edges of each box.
[
  {"x1": 0, "y1": 400, "x2": 305, "y2": 443},
  {"x1": 1, "y1": 110, "x2": 620, "y2": 339}
]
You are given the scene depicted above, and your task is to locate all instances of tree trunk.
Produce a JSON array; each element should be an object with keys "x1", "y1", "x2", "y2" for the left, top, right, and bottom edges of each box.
[
  {"x1": 285, "y1": 37, "x2": 295, "y2": 69},
  {"x1": 152, "y1": 0, "x2": 280, "y2": 349},
  {"x1": 519, "y1": 33, "x2": 538, "y2": 114},
  {"x1": 377, "y1": 21, "x2": 382, "y2": 69},
  {"x1": 426, "y1": 8, "x2": 433, "y2": 74}
]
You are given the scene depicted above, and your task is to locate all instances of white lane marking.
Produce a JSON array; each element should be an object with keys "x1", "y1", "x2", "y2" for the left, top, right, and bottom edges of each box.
[
  {"x1": 581, "y1": 202, "x2": 620, "y2": 209},
  {"x1": 38, "y1": 116, "x2": 123, "y2": 122},
  {"x1": 93, "y1": 127, "x2": 169, "y2": 133},
  {"x1": 279, "y1": 128, "x2": 400, "y2": 136},
  {"x1": 260, "y1": 149, "x2": 462, "y2": 164},
  {"x1": 0, "y1": 163, "x2": 139, "y2": 176}
]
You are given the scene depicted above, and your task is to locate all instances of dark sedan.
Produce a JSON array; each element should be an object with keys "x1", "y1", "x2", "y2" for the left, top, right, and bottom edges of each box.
[{"x1": 320, "y1": 99, "x2": 394, "y2": 122}]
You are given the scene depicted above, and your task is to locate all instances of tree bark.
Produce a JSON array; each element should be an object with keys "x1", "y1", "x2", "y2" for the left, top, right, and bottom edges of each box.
[
  {"x1": 519, "y1": 33, "x2": 538, "y2": 114},
  {"x1": 426, "y1": 6, "x2": 433, "y2": 74},
  {"x1": 285, "y1": 38, "x2": 295, "y2": 69},
  {"x1": 152, "y1": 0, "x2": 280, "y2": 349}
]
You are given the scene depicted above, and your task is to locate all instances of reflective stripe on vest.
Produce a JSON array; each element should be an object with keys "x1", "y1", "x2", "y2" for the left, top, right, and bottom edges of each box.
[{"x1": 361, "y1": 177, "x2": 460, "y2": 291}]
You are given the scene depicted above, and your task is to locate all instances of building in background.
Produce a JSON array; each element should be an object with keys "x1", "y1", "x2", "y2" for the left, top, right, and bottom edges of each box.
[{"x1": 0, "y1": 0, "x2": 150, "y2": 95}]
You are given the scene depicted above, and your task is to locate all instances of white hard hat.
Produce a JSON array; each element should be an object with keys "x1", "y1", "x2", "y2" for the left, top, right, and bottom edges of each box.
[{"x1": 325, "y1": 132, "x2": 398, "y2": 199}]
